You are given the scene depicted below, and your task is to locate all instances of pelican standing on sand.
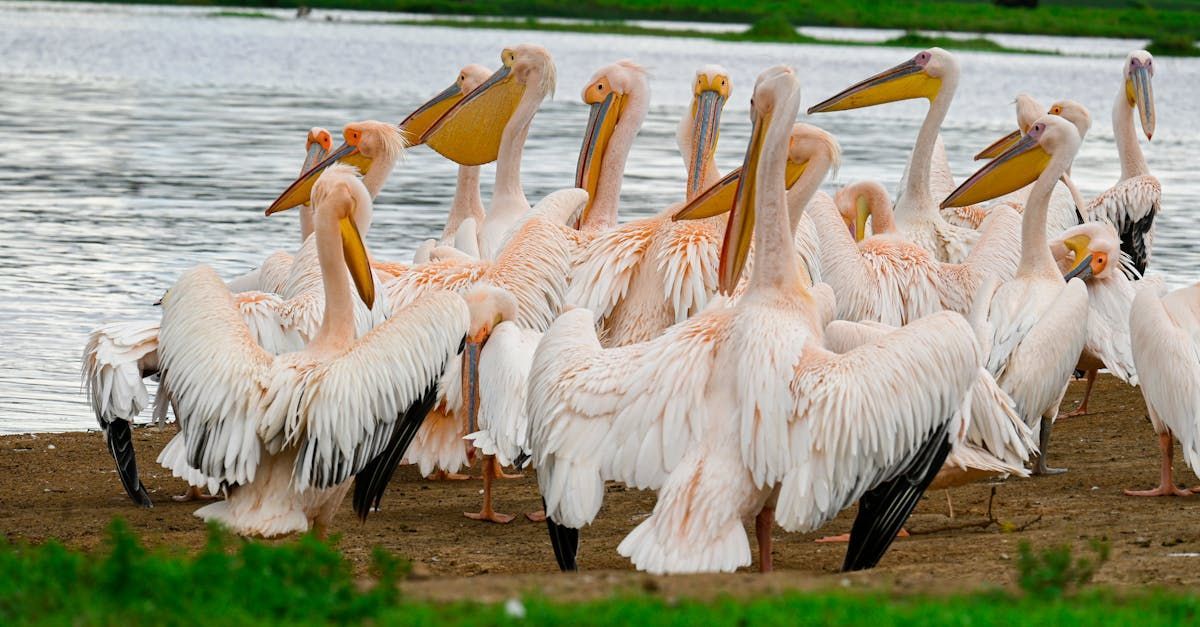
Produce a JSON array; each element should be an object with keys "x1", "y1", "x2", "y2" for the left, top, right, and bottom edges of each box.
[
  {"x1": 1083, "y1": 50, "x2": 1159, "y2": 277},
  {"x1": 1050, "y1": 222, "x2": 1140, "y2": 417},
  {"x1": 1126, "y1": 282, "x2": 1200, "y2": 497},
  {"x1": 942, "y1": 114, "x2": 1090, "y2": 476},
  {"x1": 532, "y1": 67, "x2": 981, "y2": 574},
  {"x1": 157, "y1": 164, "x2": 466, "y2": 537},
  {"x1": 809, "y1": 48, "x2": 981, "y2": 263}
]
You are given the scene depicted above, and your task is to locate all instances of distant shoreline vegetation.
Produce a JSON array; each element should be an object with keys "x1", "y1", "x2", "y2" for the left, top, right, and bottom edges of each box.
[{"x1": 110, "y1": 0, "x2": 1200, "y2": 56}]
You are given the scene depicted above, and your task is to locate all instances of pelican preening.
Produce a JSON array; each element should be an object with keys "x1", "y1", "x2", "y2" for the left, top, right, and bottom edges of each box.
[{"x1": 80, "y1": 42, "x2": 1185, "y2": 575}]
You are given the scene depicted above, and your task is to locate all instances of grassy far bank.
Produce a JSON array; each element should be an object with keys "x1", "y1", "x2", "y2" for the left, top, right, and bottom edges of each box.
[
  {"x1": 94, "y1": 0, "x2": 1200, "y2": 42},
  {"x1": 2, "y1": 520, "x2": 1199, "y2": 625}
]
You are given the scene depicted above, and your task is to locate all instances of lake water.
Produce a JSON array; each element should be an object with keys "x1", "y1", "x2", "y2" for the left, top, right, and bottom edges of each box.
[{"x1": 2, "y1": 1, "x2": 1197, "y2": 433}]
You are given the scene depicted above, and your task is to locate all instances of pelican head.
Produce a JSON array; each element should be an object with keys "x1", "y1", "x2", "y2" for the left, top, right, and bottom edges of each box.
[
  {"x1": 461, "y1": 284, "x2": 518, "y2": 429},
  {"x1": 1048, "y1": 100, "x2": 1092, "y2": 140},
  {"x1": 975, "y1": 93, "x2": 1043, "y2": 160},
  {"x1": 943, "y1": 114, "x2": 1081, "y2": 209},
  {"x1": 835, "y1": 180, "x2": 891, "y2": 241},
  {"x1": 267, "y1": 120, "x2": 406, "y2": 215},
  {"x1": 310, "y1": 163, "x2": 376, "y2": 307},
  {"x1": 421, "y1": 44, "x2": 557, "y2": 166},
  {"x1": 574, "y1": 60, "x2": 649, "y2": 228},
  {"x1": 302, "y1": 127, "x2": 333, "y2": 174},
  {"x1": 1052, "y1": 222, "x2": 1118, "y2": 282},
  {"x1": 399, "y1": 63, "x2": 493, "y2": 146},
  {"x1": 680, "y1": 65, "x2": 731, "y2": 198},
  {"x1": 717, "y1": 66, "x2": 802, "y2": 293},
  {"x1": 807, "y1": 47, "x2": 955, "y2": 114},
  {"x1": 1124, "y1": 50, "x2": 1155, "y2": 140}
]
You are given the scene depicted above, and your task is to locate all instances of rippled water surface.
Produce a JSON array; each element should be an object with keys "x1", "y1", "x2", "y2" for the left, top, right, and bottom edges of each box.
[{"x1": 2, "y1": 2, "x2": 1198, "y2": 433}]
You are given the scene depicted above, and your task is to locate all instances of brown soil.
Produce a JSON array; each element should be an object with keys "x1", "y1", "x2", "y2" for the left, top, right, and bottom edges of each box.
[{"x1": 2, "y1": 374, "x2": 1199, "y2": 601}]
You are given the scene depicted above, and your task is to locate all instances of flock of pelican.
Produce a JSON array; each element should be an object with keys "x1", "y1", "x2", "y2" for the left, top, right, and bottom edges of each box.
[{"x1": 81, "y1": 44, "x2": 1195, "y2": 575}]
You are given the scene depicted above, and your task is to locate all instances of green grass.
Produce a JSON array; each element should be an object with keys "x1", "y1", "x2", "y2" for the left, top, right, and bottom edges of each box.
[
  {"x1": 84, "y1": 0, "x2": 1200, "y2": 43},
  {"x1": 1146, "y1": 33, "x2": 1200, "y2": 57},
  {"x1": 2, "y1": 521, "x2": 1199, "y2": 625}
]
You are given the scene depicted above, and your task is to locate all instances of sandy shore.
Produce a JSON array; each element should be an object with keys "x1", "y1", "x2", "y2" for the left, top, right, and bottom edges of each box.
[{"x1": 2, "y1": 374, "x2": 1198, "y2": 600}]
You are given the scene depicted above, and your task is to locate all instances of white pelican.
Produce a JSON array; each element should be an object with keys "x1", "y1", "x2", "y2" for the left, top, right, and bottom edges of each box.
[
  {"x1": 158, "y1": 164, "x2": 467, "y2": 537},
  {"x1": 1050, "y1": 222, "x2": 1140, "y2": 417},
  {"x1": 1126, "y1": 282, "x2": 1200, "y2": 497},
  {"x1": 955, "y1": 95, "x2": 1090, "y2": 235},
  {"x1": 941, "y1": 114, "x2": 1090, "y2": 476},
  {"x1": 804, "y1": 174, "x2": 1020, "y2": 325},
  {"x1": 455, "y1": 284, "x2": 542, "y2": 522},
  {"x1": 1083, "y1": 51, "x2": 1159, "y2": 277},
  {"x1": 531, "y1": 68, "x2": 981, "y2": 574},
  {"x1": 834, "y1": 180, "x2": 893, "y2": 240},
  {"x1": 419, "y1": 45, "x2": 558, "y2": 259},
  {"x1": 808, "y1": 48, "x2": 982, "y2": 263},
  {"x1": 83, "y1": 126, "x2": 336, "y2": 507}
]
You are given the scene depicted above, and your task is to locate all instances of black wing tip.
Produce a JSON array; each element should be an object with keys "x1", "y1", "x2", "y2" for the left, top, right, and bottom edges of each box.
[
  {"x1": 352, "y1": 381, "x2": 440, "y2": 523},
  {"x1": 105, "y1": 420, "x2": 154, "y2": 508},
  {"x1": 543, "y1": 499, "x2": 579, "y2": 572},
  {"x1": 841, "y1": 420, "x2": 953, "y2": 572}
]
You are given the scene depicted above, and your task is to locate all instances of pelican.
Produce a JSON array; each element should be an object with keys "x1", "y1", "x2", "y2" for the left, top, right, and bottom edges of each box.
[
  {"x1": 956, "y1": 95, "x2": 1090, "y2": 235},
  {"x1": 1125, "y1": 282, "x2": 1200, "y2": 497},
  {"x1": 531, "y1": 68, "x2": 980, "y2": 575},
  {"x1": 942, "y1": 114, "x2": 1090, "y2": 476},
  {"x1": 419, "y1": 45, "x2": 558, "y2": 259},
  {"x1": 805, "y1": 173, "x2": 1020, "y2": 325},
  {"x1": 454, "y1": 284, "x2": 542, "y2": 523},
  {"x1": 808, "y1": 48, "x2": 982, "y2": 263},
  {"x1": 1083, "y1": 50, "x2": 1159, "y2": 277},
  {"x1": 1050, "y1": 223, "x2": 1140, "y2": 417},
  {"x1": 834, "y1": 180, "x2": 893, "y2": 240},
  {"x1": 158, "y1": 164, "x2": 467, "y2": 537},
  {"x1": 83, "y1": 126, "x2": 336, "y2": 507}
]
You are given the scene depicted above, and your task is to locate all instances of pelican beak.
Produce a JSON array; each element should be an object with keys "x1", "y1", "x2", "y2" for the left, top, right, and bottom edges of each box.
[
  {"x1": 339, "y1": 216, "x2": 375, "y2": 308},
  {"x1": 688, "y1": 88, "x2": 727, "y2": 198},
  {"x1": 422, "y1": 58, "x2": 524, "y2": 166},
  {"x1": 266, "y1": 140, "x2": 372, "y2": 215},
  {"x1": 673, "y1": 152, "x2": 807, "y2": 222},
  {"x1": 854, "y1": 194, "x2": 871, "y2": 242},
  {"x1": 717, "y1": 111, "x2": 770, "y2": 294},
  {"x1": 574, "y1": 91, "x2": 626, "y2": 229},
  {"x1": 1060, "y1": 234, "x2": 1103, "y2": 281},
  {"x1": 974, "y1": 129, "x2": 1022, "y2": 161},
  {"x1": 301, "y1": 132, "x2": 332, "y2": 174},
  {"x1": 942, "y1": 132, "x2": 1051, "y2": 209},
  {"x1": 1126, "y1": 64, "x2": 1155, "y2": 140},
  {"x1": 1064, "y1": 253, "x2": 1094, "y2": 281},
  {"x1": 807, "y1": 57, "x2": 940, "y2": 114},
  {"x1": 461, "y1": 324, "x2": 492, "y2": 433},
  {"x1": 399, "y1": 80, "x2": 468, "y2": 146}
]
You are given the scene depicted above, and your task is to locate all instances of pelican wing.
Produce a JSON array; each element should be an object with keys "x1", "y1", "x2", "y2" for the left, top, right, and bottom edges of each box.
[
  {"x1": 275, "y1": 290, "x2": 469, "y2": 490},
  {"x1": 774, "y1": 311, "x2": 979, "y2": 532},
  {"x1": 489, "y1": 215, "x2": 573, "y2": 332},
  {"x1": 83, "y1": 320, "x2": 160, "y2": 429},
  {"x1": 1085, "y1": 175, "x2": 1160, "y2": 276},
  {"x1": 1082, "y1": 272, "x2": 1139, "y2": 384},
  {"x1": 530, "y1": 307, "x2": 731, "y2": 528},
  {"x1": 1131, "y1": 284, "x2": 1200, "y2": 472},
  {"x1": 158, "y1": 266, "x2": 275, "y2": 486},
  {"x1": 464, "y1": 322, "x2": 541, "y2": 466},
  {"x1": 567, "y1": 216, "x2": 660, "y2": 322},
  {"x1": 655, "y1": 219, "x2": 721, "y2": 324}
]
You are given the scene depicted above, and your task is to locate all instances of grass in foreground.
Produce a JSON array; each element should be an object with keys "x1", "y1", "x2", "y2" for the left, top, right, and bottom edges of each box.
[{"x1": 2, "y1": 520, "x2": 1198, "y2": 625}]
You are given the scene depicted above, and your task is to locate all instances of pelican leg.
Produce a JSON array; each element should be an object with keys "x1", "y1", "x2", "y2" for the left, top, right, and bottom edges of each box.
[
  {"x1": 526, "y1": 510, "x2": 547, "y2": 522},
  {"x1": 1062, "y1": 369, "x2": 1097, "y2": 418},
  {"x1": 543, "y1": 498, "x2": 579, "y2": 572},
  {"x1": 1125, "y1": 432, "x2": 1194, "y2": 497},
  {"x1": 465, "y1": 456, "x2": 514, "y2": 523},
  {"x1": 172, "y1": 486, "x2": 218, "y2": 502},
  {"x1": 756, "y1": 507, "x2": 774, "y2": 573},
  {"x1": 1032, "y1": 415, "x2": 1067, "y2": 475},
  {"x1": 430, "y1": 470, "x2": 471, "y2": 481}
]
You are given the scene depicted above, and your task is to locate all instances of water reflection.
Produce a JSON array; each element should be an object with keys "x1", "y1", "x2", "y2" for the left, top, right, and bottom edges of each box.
[{"x1": 1, "y1": 2, "x2": 1196, "y2": 433}]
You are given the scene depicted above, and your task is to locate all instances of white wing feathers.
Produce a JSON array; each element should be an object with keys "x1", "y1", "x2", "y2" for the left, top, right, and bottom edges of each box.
[
  {"x1": 82, "y1": 320, "x2": 160, "y2": 428},
  {"x1": 1131, "y1": 285, "x2": 1200, "y2": 473},
  {"x1": 464, "y1": 323, "x2": 541, "y2": 466},
  {"x1": 269, "y1": 291, "x2": 468, "y2": 489},
  {"x1": 529, "y1": 308, "x2": 726, "y2": 528},
  {"x1": 775, "y1": 312, "x2": 978, "y2": 532}
]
